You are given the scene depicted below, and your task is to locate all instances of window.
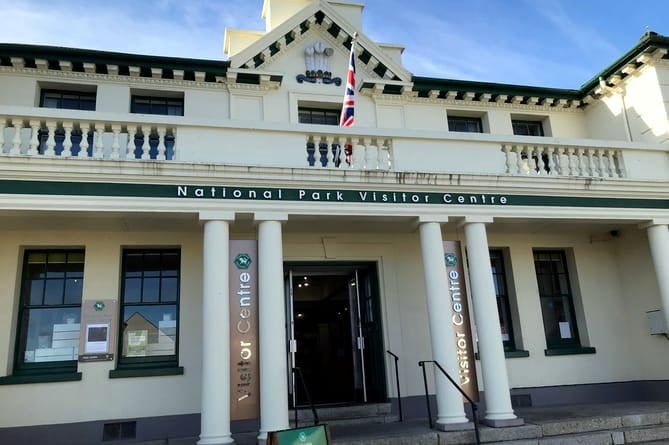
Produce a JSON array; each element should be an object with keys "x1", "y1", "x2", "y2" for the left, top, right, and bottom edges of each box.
[
  {"x1": 116, "y1": 249, "x2": 180, "y2": 372},
  {"x1": 298, "y1": 107, "x2": 340, "y2": 125},
  {"x1": 40, "y1": 89, "x2": 96, "y2": 111},
  {"x1": 448, "y1": 116, "x2": 483, "y2": 133},
  {"x1": 131, "y1": 96, "x2": 184, "y2": 116},
  {"x1": 512, "y1": 120, "x2": 544, "y2": 136},
  {"x1": 490, "y1": 250, "x2": 516, "y2": 351},
  {"x1": 533, "y1": 250, "x2": 582, "y2": 349},
  {"x1": 14, "y1": 250, "x2": 84, "y2": 375}
]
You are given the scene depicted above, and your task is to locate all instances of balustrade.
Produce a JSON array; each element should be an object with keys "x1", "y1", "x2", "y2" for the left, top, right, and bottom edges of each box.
[
  {"x1": 501, "y1": 143, "x2": 624, "y2": 178},
  {"x1": 0, "y1": 117, "x2": 176, "y2": 161},
  {"x1": 305, "y1": 134, "x2": 392, "y2": 170}
]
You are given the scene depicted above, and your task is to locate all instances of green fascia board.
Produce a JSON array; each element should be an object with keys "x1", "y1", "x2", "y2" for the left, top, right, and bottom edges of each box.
[
  {"x1": 581, "y1": 33, "x2": 669, "y2": 93},
  {"x1": 411, "y1": 76, "x2": 582, "y2": 100},
  {"x1": 0, "y1": 43, "x2": 230, "y2": 75}
]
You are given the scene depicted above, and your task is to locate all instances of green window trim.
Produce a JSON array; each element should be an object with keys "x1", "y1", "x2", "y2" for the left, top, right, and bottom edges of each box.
[
  {"x1": 475, "y1": 349, "x2": 529, "y2": 360},
  {"x1": 544, "y1": 346, "x2": 596, "y2": 356},
  {"x1": 109, "y1": 365, "x2": 184, "y2": 379},
  {"x1": 0, "y1": 371, "x2": 82, "y2": 385}
]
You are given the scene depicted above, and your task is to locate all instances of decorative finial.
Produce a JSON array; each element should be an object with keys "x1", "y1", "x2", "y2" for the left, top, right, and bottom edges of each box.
[{"x1": 352, "y1": 32, "x2": 358, "y2": 41}]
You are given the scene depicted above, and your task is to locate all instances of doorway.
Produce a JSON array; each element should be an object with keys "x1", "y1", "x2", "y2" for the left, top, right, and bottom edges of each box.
[{"x1": 285, "y1": 262, "x2": 385, "y2": 407}]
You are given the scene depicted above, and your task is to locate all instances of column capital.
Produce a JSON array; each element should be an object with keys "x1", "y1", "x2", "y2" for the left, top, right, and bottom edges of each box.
[
  {"x1": 640, "y1": 219, "x2": 669, "y2": 229},
  {"x1": 199, "y1": 211, "x2": 235, "y2": 222},
  {"x1": 460, "y1": 216, "x2": 494, "y2": 225},
  {"x1": 417, "y1": 215, "x2": 449, "y2": 224},
  {"x1": 253, "y1": 212, "x2": 289, "y2": 223}
]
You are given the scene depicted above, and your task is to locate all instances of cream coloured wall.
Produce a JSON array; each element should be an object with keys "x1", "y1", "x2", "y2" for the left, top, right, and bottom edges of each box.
[
  {"x1": 583, "y1": 96, "x2": 629, "y2": 141},
  {"x1": 0, "y1": 74, "x2": 36, "y2": 107},
  {"x1": 96, "y1": 84, "x2": 130, "y2": 113},
  {"x1": 624, "y1": 65, "x2": 669, "y2": 144}
]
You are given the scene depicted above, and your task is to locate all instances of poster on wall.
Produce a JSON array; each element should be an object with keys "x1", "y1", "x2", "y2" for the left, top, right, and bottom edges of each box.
[
  {"x1": 443, "y1": 241, "x2": 480, "y2": 402},
  {"x1": 229, "y1": 240, "x2": 260, "y2": 420},
  {"x1": 78, "y1": 299, "x2": 117, "y2": 362}
]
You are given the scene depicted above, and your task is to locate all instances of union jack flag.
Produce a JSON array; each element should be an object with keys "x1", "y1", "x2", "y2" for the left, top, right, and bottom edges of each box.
[{"x1": 339, "y1": 41, "x2": 356, "y2": 127}]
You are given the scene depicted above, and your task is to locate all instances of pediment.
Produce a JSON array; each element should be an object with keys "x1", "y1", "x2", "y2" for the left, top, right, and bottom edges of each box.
[{"x1": 225, "y1": 0, "x2": 412, "y2": 86}]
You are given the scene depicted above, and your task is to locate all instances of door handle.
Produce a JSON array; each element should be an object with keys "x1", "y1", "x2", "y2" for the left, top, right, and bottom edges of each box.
[{"x1": 290, "y1": 339, "x2": 297, "y2": 353}]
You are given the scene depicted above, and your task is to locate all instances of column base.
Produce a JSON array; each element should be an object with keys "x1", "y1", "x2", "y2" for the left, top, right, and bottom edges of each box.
[
  {"x1": 484, "y1": 417, "x2": 525, "y2": 427},
  {"x1": 197, "y1": 434, "x2": 235, "y2": 445},
  {"x1": 435, "y1": 420, "x2": 473, "y2": 431}
]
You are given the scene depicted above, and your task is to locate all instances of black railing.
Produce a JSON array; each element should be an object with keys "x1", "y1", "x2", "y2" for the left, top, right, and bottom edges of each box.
[
  {"x1": 418, "y1": 360, "x2": 480, "y2": 445},
  {"x1": 386, "y1": 350, "x2": 403, "y2": 422},
  {"x1": 291, "y1": 367, "x2": 319, "y2": 428}
]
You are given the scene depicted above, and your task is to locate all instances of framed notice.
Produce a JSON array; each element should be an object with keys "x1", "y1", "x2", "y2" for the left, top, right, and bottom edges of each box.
[
  {"x1": 267, "y1": 425, "x2": 331, "y2": 445},
  {"x1": 78, "y1": 300, "x2": 117, "y2": 362}
]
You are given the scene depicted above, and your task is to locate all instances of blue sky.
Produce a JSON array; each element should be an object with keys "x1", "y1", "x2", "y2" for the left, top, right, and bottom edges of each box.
[{"x1": 1, "y1": 0, "x2": 668, "y2": 89}]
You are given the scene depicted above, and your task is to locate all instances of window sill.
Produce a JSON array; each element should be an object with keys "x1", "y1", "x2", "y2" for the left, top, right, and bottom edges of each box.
[
  {"x1": 109, "y1": 366, "x2": 184, "y2": 379},
  {"x1": 544, "y1": 346, "x2": 596, "y2": 356},
  {"x1": 0, "y1": 372, "x2": 82, "y2": 385},
  {"x1": 475, "y1": 349, "x2": 530, "y2": 359}
]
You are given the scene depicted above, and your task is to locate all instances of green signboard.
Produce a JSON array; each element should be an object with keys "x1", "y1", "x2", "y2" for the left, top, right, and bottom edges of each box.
[{"x1": 267, "y1": 424, "x2": 330, "y2": 445}]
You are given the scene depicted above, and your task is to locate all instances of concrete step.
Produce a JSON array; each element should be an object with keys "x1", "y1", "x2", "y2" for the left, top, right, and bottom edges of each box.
[{"x1": 290, "y1": 403, "x2": 392, "y2": 422}]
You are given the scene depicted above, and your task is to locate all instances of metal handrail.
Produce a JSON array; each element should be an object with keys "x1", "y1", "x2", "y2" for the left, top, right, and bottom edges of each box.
[
  {"x1": 291, "y1": 367, "x2": 319, "y2": 428},
  {"x1": 386, "y1": 350, "x2": 403, "y2": 422},
  {"x1": 418, "y1": 360, "x2": 480, "y2": 445}
]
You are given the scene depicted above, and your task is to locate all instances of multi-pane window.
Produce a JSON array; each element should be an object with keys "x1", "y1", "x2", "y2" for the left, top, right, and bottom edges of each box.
[
  {"x1": 118, "y1": 249, "x2": 180, "y2": 368},
  {"x1": 298, "y1": 107, "x2": 340, "y2": 125},
  {"x1": 448, "y1": 116, "x2": 483, "y2": 133},
  {"x1": 490, "y1": 250, "x2": 515, "y2": 351},
  {"x1": 40, "y1": 90, "x2": 96, "y2": 110},
  {"x1": 512, "y1": 120, "x2": 544, "y2": 136},
  {"x1": 16, "y1": 250, "x2": 84, "y2": 374},
  {"x1": 533, "y1": 250, "x2": 581, "y2": 349},
  {"x1": 131, "y1": 96, "x2": 184, "y2": 116}
]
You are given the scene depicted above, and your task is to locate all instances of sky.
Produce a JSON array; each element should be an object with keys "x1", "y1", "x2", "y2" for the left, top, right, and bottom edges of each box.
[{"x1": 1, "y1": 0, "x2": 668, "y2": 89}]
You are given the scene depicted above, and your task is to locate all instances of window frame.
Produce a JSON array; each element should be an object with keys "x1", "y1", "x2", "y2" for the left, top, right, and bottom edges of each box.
[
  {"x1": 298, "y1": 106, "x2": 341, "y2": 125},
  {"x1": 533, "y1": 249, "x2": 582, "y2": 350},
  {"x1": 115, "y1": 248, "x2": 181, "y2": 373},
  {"x1": 40, "y1": 89, "x2": 96, "y2": 111},
  {"x1": 489, "y1": 249, "x2": 517, "y2": 351},
  {"x1": 512, "y1": 119, "x2": 545, "y2": 137},
  {"x1": 448, "y1": 115, "x2": 483, "y2": 133},
  {"x1": 130, "y1": 95, "x2": 184, "y2": 116},
  {"x1": 13, "y1": 249, "x2": 85, "y2": 376}
]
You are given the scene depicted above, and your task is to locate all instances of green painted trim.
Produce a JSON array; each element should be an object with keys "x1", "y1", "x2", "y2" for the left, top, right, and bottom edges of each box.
[
  {"x1": 411, "y1": 76, "x2": 581, "y2": 100},
  {"x1": 0, "y1": 179, "x2": 667, "y2": 210},
  {"x1": 0, "y1": 43, "x2": 229, "y2": 76},
  {"x1": 544, "y1": 346, "x2": 596, "y2": 356},
  {"x1": 109, "y1": 366, "x2": 184, "y2": 379},
  {"x1": 475, "y1": 349, "x2": 530, "y2": 360},
  {"x1": 0, "y1": 372, "x2": 82, "y2": 385}
]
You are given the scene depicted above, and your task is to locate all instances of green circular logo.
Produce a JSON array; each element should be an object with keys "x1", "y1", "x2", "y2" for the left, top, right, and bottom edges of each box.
[
  {"x1": 234, "y1": 253, "x2": 252, "y2": 269},
  {"x1": 444, "y1": 253, "x2": 458, "y2": 267},
  {"x1": 94, "y1": 301, "x2": 105, "y2": 311},
  {"x1": 298, "y1": 432, "x2": 307, "y2": 442}
]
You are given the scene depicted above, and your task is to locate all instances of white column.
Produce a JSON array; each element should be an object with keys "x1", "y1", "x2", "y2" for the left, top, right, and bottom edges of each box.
[
  {"x1": 198, "y1": 212, "x2": 235, "y2": 445},
  {"x1": 646, "y1": 222, "x2": 669, "y2": 333},
  {"x1": 418, "y1": 218, "x2": 470, "y2": 429},
  {"x1": 255, "y1": 213, "x2": 290, "y2": 441},
  {"x1": 463, "y1": 218, "x2": 522, "y2": 427}
]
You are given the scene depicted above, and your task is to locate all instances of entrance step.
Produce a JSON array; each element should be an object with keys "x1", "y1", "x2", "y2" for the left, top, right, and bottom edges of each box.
[{"x1": 290, "y1": 402, "x2": 396, "y2": 426}]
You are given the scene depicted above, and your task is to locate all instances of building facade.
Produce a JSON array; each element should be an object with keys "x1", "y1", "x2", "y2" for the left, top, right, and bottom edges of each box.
[{"x1": 1, "y1": 0, "x2": 669, "y2": 444}]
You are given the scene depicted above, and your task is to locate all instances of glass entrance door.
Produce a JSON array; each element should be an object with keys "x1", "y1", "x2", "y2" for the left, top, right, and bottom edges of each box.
[{"x1": 285, "y1": 263, "x2": 385, "y2": 407}]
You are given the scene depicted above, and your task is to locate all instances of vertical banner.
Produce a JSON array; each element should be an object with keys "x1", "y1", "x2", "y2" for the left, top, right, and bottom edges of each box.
[
  {"x1": 229, "y1": 240, "x2": 260, "y2": 420},
  {"x1": 443, "y1": 241, "x2": 479, "y2": 402}
]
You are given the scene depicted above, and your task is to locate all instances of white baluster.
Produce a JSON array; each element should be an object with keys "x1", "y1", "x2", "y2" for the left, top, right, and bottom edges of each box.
[
  {"x1": 0, "y1": 117, "x2": 5, "y2": 155},
  {"x1": 11, "y1": 120, "x2": 24, "y2": 155},
  {"x1": 170, "y1": 128, "x2": 176, "y2": 160},
  {"x1": 566, "y1": 147, "x2": 576, "y2": 176},
  {"x1": 110, "y1": 124, "x2": 121, "y2": 160},
  {"x1": 607, "y1": 150, "x2": 618, "y2": 178},
  {"x1": 378, "y1": 139, "x2": 391, "y2": 171},
  {"x1": 306, "y1": 136, "x2": 315, "y2": 167},
  {"x1": 502, "y1": 144, "x2": 513, "y2": 174},
  {"x1": 61, "y1": 122, "x2": 73, "y2": 157},
  {"x1": 351, "y1": 139, "x2": 365, "y2": 169},
  {"x1": 44, "y1": 121, "x2": 57, "y2": 156},
  {"x1": 365, "y1": 138, "x2": 378, "y2": 170},
  {"x1": 514, "y1": 145, "x2": 525, "y2": 174},
  {"x1": 587, "y1": 149, "x2": 597, "y2": 177},
  {"x1": 546, "y1": 146, "x2": 557, "y2": 176},
  {"x1": 323, "y1": 136, "x2": 334, "y2": 168},
  {"x1": 578, "y1": 148, "x2": 588, "y2": 176},
  {"x1": 28, "y1": 120, "x2": 40, "y2": 156},
  {"x1": 94, "y1": 125, "x2": 105, "y2": 159},
  {"x1": 533, "y1": 146, "x2": 542, "y2": 174},
  {"x1": 126, "y1": 126, "x2": 137, "y2": 160},
  {"x1": 596, "y1": 149, "x2": 606, "y2": 177},
  {"x1": 78, "y1": 123, "x2": 90, "y2": 157},
  {"x1": 141, "y1": 127, "x2": 151, "y2": 160},
  {"x1": 156, "y1": 126, "x2": 167, "y2": 161}
]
